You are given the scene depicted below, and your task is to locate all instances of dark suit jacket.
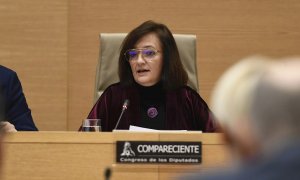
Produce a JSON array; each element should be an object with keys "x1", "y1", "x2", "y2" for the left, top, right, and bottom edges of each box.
[
  {"x1": 0, "y1": 65, "x2": 38, "y2": 131},
  {"x1": 184, "y1": 142, "x2": 300, "y2": 180}
]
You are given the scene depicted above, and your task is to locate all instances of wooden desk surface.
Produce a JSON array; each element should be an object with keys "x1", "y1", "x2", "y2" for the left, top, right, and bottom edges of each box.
[{"x1": 2, "y1": 132, "x2": 230, "y2": 180}]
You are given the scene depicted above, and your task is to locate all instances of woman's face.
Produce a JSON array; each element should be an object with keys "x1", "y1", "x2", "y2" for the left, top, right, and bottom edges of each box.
[{"x1": 128, "y1": 33, "x2": 163, "y2": 87}]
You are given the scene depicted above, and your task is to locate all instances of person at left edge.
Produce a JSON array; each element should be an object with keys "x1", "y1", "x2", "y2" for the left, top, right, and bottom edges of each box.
[
  {"x1": 85, "y1": 21, "x2": 217, "y2": 132},
  {"x1": 0, "y1": 65, "x2": 38, "y2": 131}
]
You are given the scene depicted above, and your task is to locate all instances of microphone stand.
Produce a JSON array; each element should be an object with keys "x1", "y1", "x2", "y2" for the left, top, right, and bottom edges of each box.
[{"x1": 113, "y1": 99, "x2": 129, "y2": 130}]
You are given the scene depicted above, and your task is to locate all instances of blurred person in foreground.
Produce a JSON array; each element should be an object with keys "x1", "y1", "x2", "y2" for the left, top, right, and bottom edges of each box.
[
  {"x1": 85, "y1": 20, "x2": 217, "y2": 132},
  {"x1": 0, "y1": 65, "x2": 38, "y2": 132},
  {"x1": 183, "y1": 56, "x2": 300, "y2": 180}
]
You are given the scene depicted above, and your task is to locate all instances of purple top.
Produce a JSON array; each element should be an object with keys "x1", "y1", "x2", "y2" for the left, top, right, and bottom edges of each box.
[{"x1": 87, "y1": 83, "x2": 217, "y2": 132}]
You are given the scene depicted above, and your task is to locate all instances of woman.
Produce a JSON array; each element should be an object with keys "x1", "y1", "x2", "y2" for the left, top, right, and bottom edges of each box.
[{"x1": 87, "y1": 20, "x2": 216, "y2": 132}]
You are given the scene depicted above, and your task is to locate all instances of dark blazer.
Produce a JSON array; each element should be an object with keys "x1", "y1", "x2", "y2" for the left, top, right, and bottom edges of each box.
[
  {"x1": 0, "y1": 65, "x2": 38, "y2": 131},
  {"x1": 87, "y1": 82, "x2": 216, "y2": 132},
  {"x1": 184, "y1": 142, "x2": 300, "y2": 180}
]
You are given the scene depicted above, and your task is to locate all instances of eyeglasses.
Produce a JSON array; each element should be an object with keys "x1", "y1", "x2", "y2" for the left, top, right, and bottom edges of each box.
[{"x1": 124, "y1": 48, "x2": 160, "y2": 61}]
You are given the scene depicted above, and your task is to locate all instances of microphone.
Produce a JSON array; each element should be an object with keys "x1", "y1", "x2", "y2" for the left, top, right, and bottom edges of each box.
[
  {"x1": 104, "y1": 167, "x2": 112, "y2": 180},
  {"x1": 114, "y1": 99, "x2": 130, "y2": 130}
]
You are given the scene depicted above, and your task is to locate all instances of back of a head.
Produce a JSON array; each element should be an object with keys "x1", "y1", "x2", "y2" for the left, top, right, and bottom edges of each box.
[
  {"x1": 251, "y1": 58, "x2": 300, "y2": 146},
  {"x1": 212, "y1": 56, "x2": 300, "y2": 159},
  {"x1": 211, "y1": 56, "x2": 270, "y2": 132},
  {"x1": 211, "y1": 56, "x2": 271, "y2": 159}
]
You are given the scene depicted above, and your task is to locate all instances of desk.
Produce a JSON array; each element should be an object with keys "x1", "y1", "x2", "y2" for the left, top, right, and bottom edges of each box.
[{"x1": 2, "y1": 132, "x2": 230, "y2": 180}]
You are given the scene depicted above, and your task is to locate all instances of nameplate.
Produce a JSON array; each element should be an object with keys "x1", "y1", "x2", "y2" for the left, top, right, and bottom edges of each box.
[{"x1": 116, "y1": 141, "x2": 201, "y2": 164}]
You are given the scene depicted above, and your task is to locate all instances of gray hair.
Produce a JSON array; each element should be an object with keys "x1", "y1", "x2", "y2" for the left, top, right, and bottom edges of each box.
[
  {"x1": 211, "y1": 56, "x2": 270, "y2": 133},
  {"x1": 250, "y1": 58, "x2": 300, "y2": 143}
]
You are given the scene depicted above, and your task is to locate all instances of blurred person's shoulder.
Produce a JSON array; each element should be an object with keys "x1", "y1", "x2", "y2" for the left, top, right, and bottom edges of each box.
[
  {"x1": 181, "y1": 146, "x2": 300, "y2": 180},
  {"x1": 180, "y1": 168, "x2": 254, "y2": 180}
]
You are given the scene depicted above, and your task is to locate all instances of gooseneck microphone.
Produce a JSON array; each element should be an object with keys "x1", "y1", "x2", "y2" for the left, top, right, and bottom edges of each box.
[
  {"x1": 104, "y1": 167, "x2": 112, "y2": 180},
  {"x1": 114, "y1": 99, "x2": 130, "y2": 130}
]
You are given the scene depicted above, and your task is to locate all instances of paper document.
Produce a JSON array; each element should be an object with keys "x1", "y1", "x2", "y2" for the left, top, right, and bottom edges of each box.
[
  {"x1": 129, "y1": 125, "x2": 159, "y2": 132},
  {"x1": 129, "y1": 125, "x2": 188, "y2": 132}
]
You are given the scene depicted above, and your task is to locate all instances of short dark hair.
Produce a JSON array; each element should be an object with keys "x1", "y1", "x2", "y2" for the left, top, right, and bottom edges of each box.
[{"x1": 118, "y1": 20, "x2": 188, "y2": 90}]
